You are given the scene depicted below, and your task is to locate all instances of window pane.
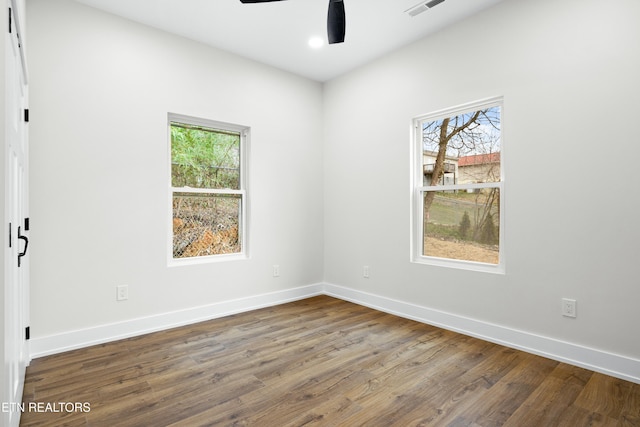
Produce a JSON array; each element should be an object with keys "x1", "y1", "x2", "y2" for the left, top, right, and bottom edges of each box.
[
  {"x1": 421, "y1": 106, "x2": 501, "y2": 185},
  {"x1": 173, "y1": 192, "x2": 241, "y2": 258},
  {"x1": 171, "y1": 123, "x2": 240, "y2": 190},
  {"x1": 423, "y1": 189, "x2": 500, "y2": 264}
]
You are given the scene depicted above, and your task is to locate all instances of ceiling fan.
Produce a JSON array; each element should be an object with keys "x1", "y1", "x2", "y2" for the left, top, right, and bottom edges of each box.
[{"x1": 239, "y1": 0, "x2": 346, "y2": 44}]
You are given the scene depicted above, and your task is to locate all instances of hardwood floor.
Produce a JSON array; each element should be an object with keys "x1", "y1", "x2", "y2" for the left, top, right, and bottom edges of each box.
[{"x1": 20, "y1": 296, "x2": 640, "y2": 426}]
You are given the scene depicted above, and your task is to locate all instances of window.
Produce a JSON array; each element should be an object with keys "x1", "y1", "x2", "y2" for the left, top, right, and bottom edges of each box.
[
  {"x1": 169, "y1": 114, "x2": 248, "y2": 263},
  {"x1": 411, "y1": 97, "x2": 504, "y2": 273}
]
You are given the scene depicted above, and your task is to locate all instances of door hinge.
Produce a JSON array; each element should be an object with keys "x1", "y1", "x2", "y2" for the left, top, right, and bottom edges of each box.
[
  {"x1": 24, "y1": 109, "x2": 29, "y2": 123},
  {"x1": 8, "y1": 222, "x2": 12, "y2": 248},
  {"x1": 8, "y1": 7, "x2": 12, "y2": 34},
  {"x1": 25, "y1": 327, "x2": 30, "y2": 340},
  {"x1": 25, "y1": 217, "x2": 30, "y2": 231}
]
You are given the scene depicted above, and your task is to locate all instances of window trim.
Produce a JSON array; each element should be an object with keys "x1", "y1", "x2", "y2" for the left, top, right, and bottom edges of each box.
[
  {"x1": 410, "y1": 97, "x2": 505, "y2": 274},
  {"x1": 167, "y1": 113, "x2": 250, "y2": 266}
]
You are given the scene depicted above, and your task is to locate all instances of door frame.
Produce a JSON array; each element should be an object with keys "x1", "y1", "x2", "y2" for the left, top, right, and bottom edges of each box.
[{"x1": 3, "y1": 2, "x2": 29, "y2": 426}]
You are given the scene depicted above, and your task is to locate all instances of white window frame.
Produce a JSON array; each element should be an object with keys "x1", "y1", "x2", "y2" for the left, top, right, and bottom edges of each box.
[
  {"x1": 410, "y1": 97, "x2": 505, "y2": 274},
  {"x1": 168, "y1": 113, "x2": 249, "y2": 266}
]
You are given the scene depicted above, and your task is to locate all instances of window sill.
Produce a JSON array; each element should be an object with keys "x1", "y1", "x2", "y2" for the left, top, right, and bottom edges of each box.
[
  {"x1": 168, "y1": 253, "x2": 248, "y2": 268},
  {"x1": 412, "y1": 255, "x2": 505, "y2": 275}
]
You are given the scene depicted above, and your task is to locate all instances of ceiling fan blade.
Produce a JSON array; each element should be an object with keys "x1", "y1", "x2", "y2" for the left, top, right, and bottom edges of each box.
[
  {"x1": 327, "y1": 0, "x2": 346, "y2": 44},
  {"x1": 239, "y1": 0, "x2": 286, "y2": 3}
]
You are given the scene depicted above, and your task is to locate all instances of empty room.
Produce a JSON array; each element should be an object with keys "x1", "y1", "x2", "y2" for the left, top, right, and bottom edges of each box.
[{"x1": 2, "y1": 0, "x2": 640, "y2": 425}]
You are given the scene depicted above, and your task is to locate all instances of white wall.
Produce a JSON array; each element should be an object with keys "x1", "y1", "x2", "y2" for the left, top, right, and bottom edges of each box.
[
  {"x1": 27, "y1": 0, "x2": 324, "y2": 347},
  {"x1": 324, "y1": 0, "x2": 640, "y2": 366}
]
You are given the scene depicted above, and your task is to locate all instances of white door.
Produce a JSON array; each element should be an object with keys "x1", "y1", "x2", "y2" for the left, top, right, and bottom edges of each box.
[{"x1": 4, "y1": 2, "x2": 29, "y2": 427}]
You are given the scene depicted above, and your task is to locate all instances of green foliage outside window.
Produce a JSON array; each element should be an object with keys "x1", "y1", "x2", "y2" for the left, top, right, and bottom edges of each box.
[
  {"x1": 171, "y1": 124, "x2": 240, "y2": 190},
  {"x1": 170, "y1": 121, "x2": 243, "y2": 259}
]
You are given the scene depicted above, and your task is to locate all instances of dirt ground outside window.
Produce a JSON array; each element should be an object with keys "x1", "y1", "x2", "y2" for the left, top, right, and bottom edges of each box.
[{"x1": 424, "y1": 237, "x2": 499, "y2": 264}]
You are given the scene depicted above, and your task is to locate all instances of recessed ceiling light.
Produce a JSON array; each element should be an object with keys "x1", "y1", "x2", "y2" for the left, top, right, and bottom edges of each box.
[{"x1": 308, "y1": 37, "x2": 325, "y2": 49}]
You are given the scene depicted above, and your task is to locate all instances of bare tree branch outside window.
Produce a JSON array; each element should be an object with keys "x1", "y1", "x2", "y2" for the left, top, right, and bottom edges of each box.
[{"x1": 420, "y1": 105, "x2": 501, "y2": 264}]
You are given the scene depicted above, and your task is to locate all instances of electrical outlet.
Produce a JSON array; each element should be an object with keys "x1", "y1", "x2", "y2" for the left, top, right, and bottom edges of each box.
[
  {"x1": 273, "y1": 265, "x2": 280, "y2": 277},
  {"x1": 363, "y1": 265, "x2": 370, "y2": 278},
  {"x1": 116, "y1": 285, "x2": 129, "y2": 301},
  {"x1": 562, "y1": 298, "x2": 576, "y2": 318}
]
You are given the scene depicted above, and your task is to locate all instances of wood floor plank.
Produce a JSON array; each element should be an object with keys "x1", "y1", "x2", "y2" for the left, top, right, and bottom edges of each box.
[
  {"x1": 620, "y1": 383, "x2": 640, "y2": 425},
  {"x1": 20, "y1": 296, "x2": 640, "y2": 426},
  {"x1": 501, "y1": 363, "x2": 594, "y2": 427},
  {"x1": 448, "y1": 353, "x2": 559, "y2": 426},
  {"x1": 574, "y1": 372, "x2": 635, "y2": 418},
  {"x1": 381, "y1": 346, "x2": 523, "y2": 426}
]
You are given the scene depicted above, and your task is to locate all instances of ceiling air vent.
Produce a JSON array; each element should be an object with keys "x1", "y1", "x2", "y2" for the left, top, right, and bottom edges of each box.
[{"x1": 405, "y1": 0, "x2": 446, "y2": 17}]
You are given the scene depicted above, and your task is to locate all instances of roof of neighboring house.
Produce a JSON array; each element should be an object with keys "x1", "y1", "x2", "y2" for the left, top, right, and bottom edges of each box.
[{"x1": 458, "y1": 152, "x2": 500, "y2": 167}]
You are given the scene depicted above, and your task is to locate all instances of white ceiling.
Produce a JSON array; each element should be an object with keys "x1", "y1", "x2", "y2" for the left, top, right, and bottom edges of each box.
[{"x1": 73, "y1": 0, "x2": 508, "y2": 82}]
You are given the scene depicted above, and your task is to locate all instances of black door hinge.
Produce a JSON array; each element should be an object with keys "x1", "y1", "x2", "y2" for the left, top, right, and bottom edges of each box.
[
  {"x1": 8, "y1": 8, "x2": 12, "y2": 34},
  {"x1": 24, "y1": 109, "x2": 29, "y2": 123},
  {"x1": 25, "y1": 326, "x2": 30, "y2": 340},
  {"x1": 25, "y1": 217, "x2": 30, "y2": 231}
]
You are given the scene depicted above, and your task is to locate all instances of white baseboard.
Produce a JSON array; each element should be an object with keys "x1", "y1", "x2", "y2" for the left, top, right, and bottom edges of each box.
[
  {"x1": 30, "y1": 281, "x2": 640, "y2": 384},
  {"x1": 29, "y1": 283, "x2": 324, "y2": 359},
  {"x1": 323, "y1": 283, "x2": 640, "y2": 385}
]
